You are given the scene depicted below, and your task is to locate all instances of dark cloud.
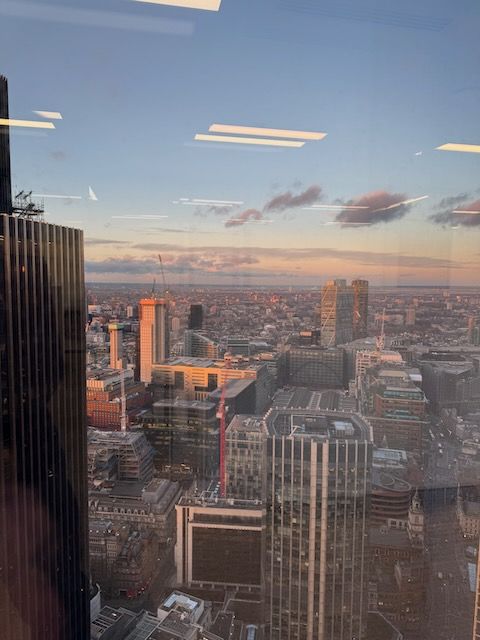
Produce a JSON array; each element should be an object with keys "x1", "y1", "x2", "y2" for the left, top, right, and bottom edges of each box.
[
  {"x1": 430, "y1": 194, "x2": 480, "y2": 227},
  {"x1": 225, "y1": 209, "x2": 262, "y2": 228},
  {"x1": 335, "y1": 190, "x2": 413, "y2": 226},
  {"x1": 50, "y1": 150, "x2": 66, "y2": 161},
  {"x1": 264, "y1": 185, "x2": 322, "y2": 212},
  {"x1": 224, "y1": 185, "x2": 322, "y2": 227},
  {"x1": 85, "y1": 237, "x2": 130, "y2": 246},
  {"x1": 85, "y1": 257, "x2": 158, "y2": 275}
]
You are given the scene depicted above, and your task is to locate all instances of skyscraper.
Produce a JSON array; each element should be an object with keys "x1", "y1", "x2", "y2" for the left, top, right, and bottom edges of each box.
[
  {"x1": 265, "y1": 408, "x2": 372, "y2": 640},
  {"x1": 108, "y1": 322, "x2": 125, "y2": 369},
  {"x1": 352, "y1": 279, "x2": 369, "y2": 339},
  {"x1": 0, "y1": 76, "x2": 89, "y2": 639},
  {"x1": 320, "y1": 279, "x2": 354, "y2": 347},
  {"x1": 0, "y1": 76, "x2": 12, "y2": 215},
  {"x1": 138, "y1": 297, "x2": 169, "y2": 383},
  {"x1": 188, "y1": 303, "x2": 204, "y2": 330}
]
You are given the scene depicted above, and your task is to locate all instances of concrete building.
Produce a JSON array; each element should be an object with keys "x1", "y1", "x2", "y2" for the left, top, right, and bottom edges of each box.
[
  {"x1": 264, "y1": 407, "x2": 372, "y2": 640},
  {"x1": 175, "y1": 492, "x2": 265, "y2": 593},
  {"x1": 138, "y1": 297, "x2": 169, "y2": 383},
  {"x1": 352, "y1": 279, "x2": 369, "y2": 339},
  {"x1": 152, "y1": 356, "x2": 273, "y2": 412},
  {"x1": 226, "y1": 415, "x2": 267, "y2": 501},
  {"x1": 405, "y1": 306, "x2": 416, "y2": 327},
  {"x1": 87, "y1": 428, "x2": 155, "y2": 486},
  {"x1": 89, "y1": 478, "x2": 181, "y2": 542},
  {"x1": 320, "y1": 279, "x2": 354, "y2": 347},
  {"x1": 86, "y1": 368, "x2": 150, "y2": 430}
]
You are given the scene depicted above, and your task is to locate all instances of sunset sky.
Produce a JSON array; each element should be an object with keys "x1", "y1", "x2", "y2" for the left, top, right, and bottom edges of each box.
[{"x1": 1, "y1": 0, "x2": 480, "y2": 285}]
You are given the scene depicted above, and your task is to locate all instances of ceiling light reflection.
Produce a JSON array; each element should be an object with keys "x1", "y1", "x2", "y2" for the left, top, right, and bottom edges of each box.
[
  {"x1": 209, "y1": 124, "x2": 327, "y2": 141},
  {"x1": 195, "y1": 134, "x2": 304, "y2": 148}
]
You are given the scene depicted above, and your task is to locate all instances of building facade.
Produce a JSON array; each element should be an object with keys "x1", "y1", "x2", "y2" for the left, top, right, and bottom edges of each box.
[
  {"x1": 0, "y1": 214, "x2": 89, "y2": 639},
  {"x1": 320, "y1": 279, "x2": 354, "y2": 347},
  {"x1": 138, "y1": 297, "x2": 169, "y2": 383},
  {"x1": 264, "y1": 408, "x2": 372, "y2": 640},
  {"x1": 352, "y1": 279, "x2": 369, "y2": 339}
]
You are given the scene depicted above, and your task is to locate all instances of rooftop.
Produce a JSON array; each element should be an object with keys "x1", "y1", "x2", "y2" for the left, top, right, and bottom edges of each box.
[{"x1": 265, "y1": 407, "x2": 372, "y2": 441}]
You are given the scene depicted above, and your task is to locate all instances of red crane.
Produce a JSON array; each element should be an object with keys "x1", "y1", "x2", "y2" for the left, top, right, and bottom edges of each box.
[{"x1": 216, "y1": 355, "x2": 231, "y2": 497}]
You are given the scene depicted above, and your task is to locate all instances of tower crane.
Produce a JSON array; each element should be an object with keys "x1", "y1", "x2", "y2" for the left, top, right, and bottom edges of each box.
[{"x1": 216, "y1": 355, "x2": 232, "y2": 497}]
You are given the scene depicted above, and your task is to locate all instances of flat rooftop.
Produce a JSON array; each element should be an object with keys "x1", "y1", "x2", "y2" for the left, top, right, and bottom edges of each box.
[
  {"x1": 226, "y1": 415, "x2": 266, "y2": 434},
  {"x1": 153, "y1": 398, "x2": 216, "y2": 411},
  {"x1": 265, "y1": 407, "x2": 372, "y2": 441}
]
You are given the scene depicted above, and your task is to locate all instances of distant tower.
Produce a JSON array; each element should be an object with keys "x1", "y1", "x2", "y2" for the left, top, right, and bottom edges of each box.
[
  {"x1": 407, "y1": 489, "x2": 424, "y2": 548},
  {"x1": 352, "y1": 279, "x2": 369, "y2": 339},
  {"x1": 0, "y1": 75, "x2": 12, "y2": 214},
  {"x1": 188, "y1": 303, "x2": 204, "y2": 330},
  {"x1": 138, "y1": 298, "x2": 169, "y2": 383},
  {"x1": 405, "y1": 306, "x2": 416, "y2": 327},
  {"x1": 108, "y1": 322, "x2": 125, "y2": 369},
  {"x1": 320, "y1": 279, "x2": 354, "y2": 346}
]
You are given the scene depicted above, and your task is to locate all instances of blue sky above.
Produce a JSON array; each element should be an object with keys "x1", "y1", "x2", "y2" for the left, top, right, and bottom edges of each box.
[{"x1": 1, "y1": 0, "x2": 480, "y2": 284}]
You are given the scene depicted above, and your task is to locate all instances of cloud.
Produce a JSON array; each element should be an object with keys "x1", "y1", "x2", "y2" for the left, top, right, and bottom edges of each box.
[
  {"x1": 335, "y1": 190, "x2": 415, "y2": 226},
  {"x1": 430, "y1": 194, "x2": 480, "y2": 227},
  {"x1": 85, "y1": 237, "x2": 130, "y2": 246},
  {"x1": 264, "y1": 185, "x2": 322, "y2": 212},
  {"x1": 225, "y1": 209, "x2": 263, "y2": 228},
  {"x1": 131, "y1": 243, "x2": 464, "y2": 271},
  {"x1": 50, "y1": 150, "x2": 66, "y2": 161},
  {"x1": 224, "y1": 184, "x2": 322, "y2": 227}
]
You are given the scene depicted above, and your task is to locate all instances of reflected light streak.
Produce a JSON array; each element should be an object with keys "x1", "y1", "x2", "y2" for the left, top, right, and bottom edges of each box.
[
  {"x1": 437, "y1": 143, "x2": 480, "y2": 154},
  {"x1": 0, "y1": 118, "x2": 55, "y2": 129},
  {"x1": 304, "y1": 204, "x2": 369, "y2": 210},
  {"x1": 111, "y1": 215, "x2": 169, "y2": 219},
  {"x1": 195, "y1": 134, "x2": 304, "y2": 148},
  {"x1": 209, "y1": 124, "x2": 327, "y2": 140},
  {"x1": 33, "y1": 193, "x2": 82, "y2": 200},
  {"x1": 372, "y1": 195, "x2": 428, "y2": 212},
  {"x1": 133, "y1": 0, "x2": 221, "y2": 10},
  {"x1": 33, "y1": 111, "x2": 63, "y2": 120},
  {"x1": 453, "y1": 210, "x2": 480, "y2": 214}
]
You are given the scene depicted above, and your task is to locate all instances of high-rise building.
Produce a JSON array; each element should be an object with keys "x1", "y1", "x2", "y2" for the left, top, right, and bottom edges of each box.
[
  {"x1": 0, "y1": 76, "x2": 89, "y2": 639},
  {"x1": 138, "y1": 297, "x2": 169, "y2": 383},
  {"x1": 1, "y1": 213, "x2": 90, "y2": 639},
  {"x1": 320, "y1": 279, "x2": 354, "y2": 347},
  {"x1": 283, "y1": 345, "x2": 345, "y2": 389},
  {"x1": 108, "y1": 322, "x2": 125, "y2": 369},
  {"x1": 352, "y1": 279, "x2": 369, "y2": 339},
  {"x1": 184, "y1": 329, "x2": 219, "y2": 359},
  {"x1": 188, "y1": 303, "x2": 204, "y2": 330},
  {"x1": 0, "y1": 76, "x2": 12, "y2": 215},
  {"x1": 264, "y1": 408, "x2": 372, "y2": 640}
]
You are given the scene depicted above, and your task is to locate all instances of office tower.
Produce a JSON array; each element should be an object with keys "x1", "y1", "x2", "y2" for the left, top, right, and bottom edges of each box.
[
  {"x1": 0, "y1": 215, "x2": 89, "y2": 638},
  {"x1": 184, "y1": 329, "x2": 219, "y2": 359},
  {"x1": 0, "y1": 76, "x2": 12, "y2": 214},
  {"x1": 226, "y1": 415, "x2": 267, "y2": 501},
  {"x1": 284, "y1": 345, "x2": 345, "y2": 389},
  {"x1": 474, "y1": 546, "x2": 480, "y2": 640},
  {"x1": 352, "y1": 279, "x2": 369, "y2": 339},
  {"x1": 138, "y1": 297, "x2": 169, "y2": 383},
  {"x1": 227, "y1": 336, "x2": 250, "y2": 356},
  {"x1": 175, "y1": 493, "x2": 265, "y2": 593},
  {"x1": 320, "y1": 279, "x2": 354, "y2": 347},
  {"x1": 264, "y1": 408, "x2": 372, "y2": 640},
  {"x1": 108, "y1": 322, "x2": 125, "y2": 369},
  {"x1": 188, "y1": 303, "x2": 204, "y2": 330}
]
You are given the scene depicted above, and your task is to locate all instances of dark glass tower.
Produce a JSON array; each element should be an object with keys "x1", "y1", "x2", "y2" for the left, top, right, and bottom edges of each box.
[
  {"x1": 0, "y1": 78, "x2": 89, "y2": 640},
  {"x1": 188, "y1": 303, "x2": 204, "y2": 330},
  {"x1": 352, "y1": 279, "x2": 369, "y2": 340}
]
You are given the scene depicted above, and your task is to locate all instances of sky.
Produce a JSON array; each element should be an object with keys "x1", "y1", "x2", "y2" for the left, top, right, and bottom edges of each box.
[{"x1": 1, "y1": 0, "x2": 480, "y2": 285}]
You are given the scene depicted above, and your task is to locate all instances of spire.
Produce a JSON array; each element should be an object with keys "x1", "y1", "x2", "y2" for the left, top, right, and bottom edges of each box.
[{"x1": 0, "y1": 75, "x2": 13, "y2": 215}]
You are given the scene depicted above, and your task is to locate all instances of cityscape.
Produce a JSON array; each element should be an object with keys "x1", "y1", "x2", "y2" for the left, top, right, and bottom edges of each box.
[{"x1": 2, "y1": 1, "x2": 480, "y2": 640}]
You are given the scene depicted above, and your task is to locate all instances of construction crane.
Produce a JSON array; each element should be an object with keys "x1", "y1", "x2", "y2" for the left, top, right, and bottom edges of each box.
[
  {"x1": 120, "y1": 369, "x2": 127, "y2": 432},
  {"x1": 158, "y1": 254, "x2": 169, "y2": 298},
  {"x1": 216, "y1": 355, "x2": 232, "y2": 497}
]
